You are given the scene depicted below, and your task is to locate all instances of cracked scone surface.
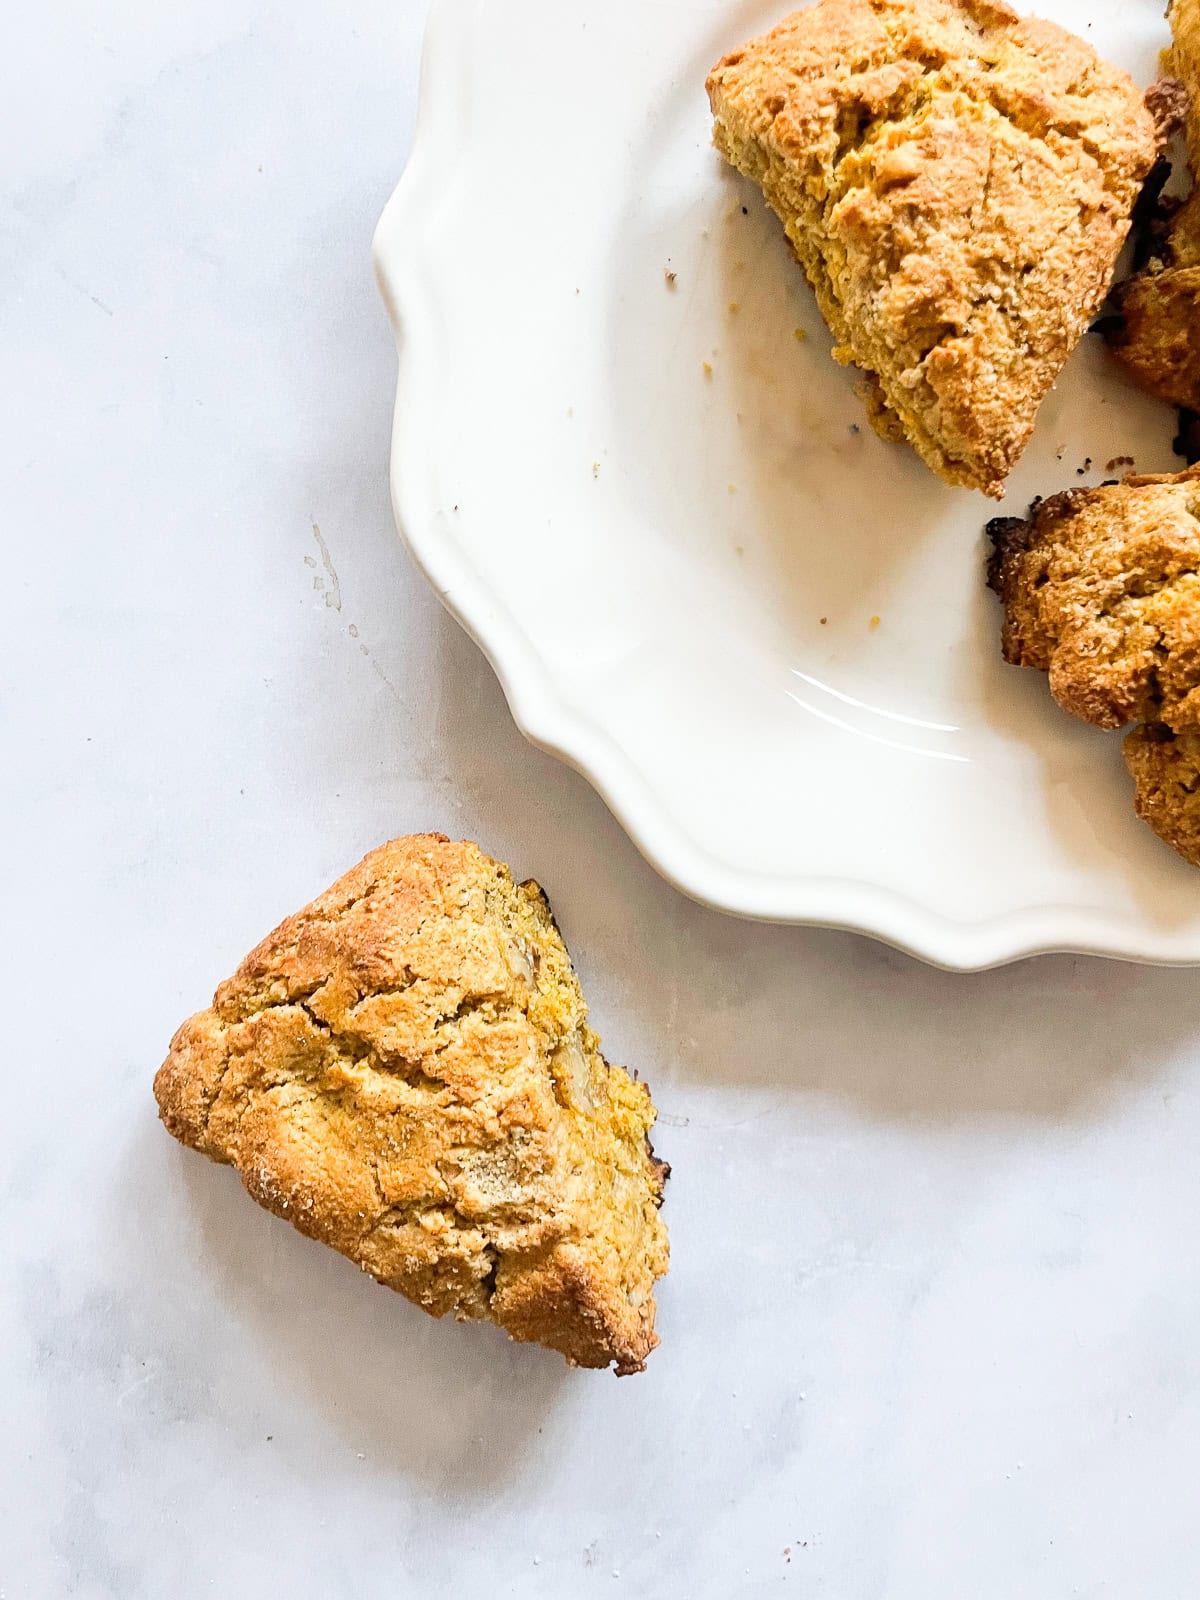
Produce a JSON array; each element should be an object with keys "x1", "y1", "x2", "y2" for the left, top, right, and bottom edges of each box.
[
  {"x1": 987, "y1": 468, "x2": 1200, "y2": 731},
  {"x1": 154, "y1": 834, "x2": 669, "y2": 1374},
  {"x1": 1125, "y1": 724, "x2": 1200, "y2": 866},
  {"x1": 1109, "y1": 0, "x2": 1200, "y2": 411},
  {"x1": 707, "y1": 0, "x2": 1158, "y2": 497}
]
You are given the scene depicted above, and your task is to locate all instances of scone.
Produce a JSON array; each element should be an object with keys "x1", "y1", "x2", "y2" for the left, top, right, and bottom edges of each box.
[
  {"x1": 707, "y1": 0, "x2": 1159, "y2": 497},
  {"x1": 154, "y1": 835, "x2": 670, "y2": 1374},
  {"x1": 987, "y1": 468, "x2": 1200, "y2": 731},
  {"x1": 1174, "y1": 0, "x2": 1200, "y2": 149},
  {"x1": 1108, "y1": 0, "x2": 1200, "y2": 411},
  {"x1": 1125, "y1": 724, "x2": 1200, "y2": 866}
]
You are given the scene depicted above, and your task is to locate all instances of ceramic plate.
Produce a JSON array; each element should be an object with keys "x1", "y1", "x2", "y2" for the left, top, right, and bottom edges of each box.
[{"x1": 374, "y1": 0, "x2": 1200, "y2": 970}]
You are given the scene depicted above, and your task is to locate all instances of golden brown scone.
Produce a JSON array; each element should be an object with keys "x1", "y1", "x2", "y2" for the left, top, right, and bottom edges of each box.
[
  {"x1": 707, "y1": 0, "x2": 1159, "y2": 498},
  {"x1": 1173, "y1": 0, "x2": 1200, "y2": 171},
  {"x1": 154, "y1": 835, "x2": 669, "y2": 1375},
  {"x1": 1109, "y1": 249, "x2": 1200, "y2": 413},
  {"x1": 1109, "y1": 0, "x2": 1200, "y2": 409},
  {"x1": 1125, "y1": 723, "x2": 1200, "y2": 866},
  {"x1": 987, "y1": 467, "x2": 1200, "y2": 730}
]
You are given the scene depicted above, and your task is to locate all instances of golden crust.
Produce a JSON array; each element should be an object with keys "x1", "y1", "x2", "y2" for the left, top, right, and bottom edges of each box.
[
  {"x1": 986, "y1": 468, "x2": 1200, "y2": 731},
  {"x1": 1125, "y1": 723, "x2": 1200, "y2": 866},
  {"x1": 992, "y1": 467, "x2": 1200, "y2": 729},
  {"x1": 989, "y1": 470, "x2": 1200, "y2": 867},
  {"x1": 1171, "y1": 0, "x2": 1200, "y2": 173},
  {"x1": 707, "y1": 0, "x2": 1158, "y2": 498},
  {"x1": 154, "y1": 835, "x2": 669, "y2": 1374},
  {"x1": 1109, "y1": 0, "x2": 1200, "y2": 409},
  {"x1": 1110, "y1": 256, "x2": 1200, "y2": 413}
]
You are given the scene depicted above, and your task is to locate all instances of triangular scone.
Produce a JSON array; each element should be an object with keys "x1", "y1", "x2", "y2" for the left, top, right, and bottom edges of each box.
[
  {"x1": 155, "y1": 835, "x2": 669, "y2": 1374},
  {"x1": 707, "y1": 0, "x2": 1159, "y2": 497}
]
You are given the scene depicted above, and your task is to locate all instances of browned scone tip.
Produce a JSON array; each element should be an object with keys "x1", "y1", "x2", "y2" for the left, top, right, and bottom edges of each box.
[
  {"x1": 985, "y1": 468, "x2": 1200, "y2": 731},
  {"x1": 707, "y1": 0, "x2": 1159, "y2": 498},
  {"x1": 1125, "y1": 724, "x2": 1200, "y2": 866},
  {"x1": 154, "y1": 834, "x2": 670, "y2": 1375},
  {"x1": 1144, "y1": 77, "x2": 1191, "y2": 145},
  {"x1": 985, "y1": 513, "x2": 1039, "y2": 596}
]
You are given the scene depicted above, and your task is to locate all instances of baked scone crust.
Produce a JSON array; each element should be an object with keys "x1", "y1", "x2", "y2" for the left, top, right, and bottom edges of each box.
[
  {"x1": 707, "y1": 0, "x2": 1159, "y2": 498},
  {"x1": 1109, "y1": 0, "x2": 1200, "y2": 411},
  {"x1": 1125, "y1": 723, "x2": 1200, "y2": 866},
  {"x1": 1173, "y1": 0, "x2": 1200, "y2": 172},
  {"x1": 155, "y1": 835, "x2": 669, "y2": 1374},
  {"x1": 1110, "y1": 253, "x2": 1200, "y2": 414},
  {"x1": 987, "y1": 468, "x2": 1200, "y2": 731}
]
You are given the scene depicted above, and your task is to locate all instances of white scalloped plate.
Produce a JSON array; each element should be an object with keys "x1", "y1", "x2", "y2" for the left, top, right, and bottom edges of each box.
[{"x1": 374, "y1": 0, "x2": 1200, "y2": 970}]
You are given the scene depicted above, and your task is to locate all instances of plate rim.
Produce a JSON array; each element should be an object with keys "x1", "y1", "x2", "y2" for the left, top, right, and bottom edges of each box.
[{"x1": 372, "y1": 0, "x2": 1200, "y2": 973}]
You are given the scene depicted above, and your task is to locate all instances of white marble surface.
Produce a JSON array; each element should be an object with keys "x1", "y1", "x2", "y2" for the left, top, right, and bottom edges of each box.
[{"x1": 7, "y1": 2, "x2": 1200, "y2": 1594}]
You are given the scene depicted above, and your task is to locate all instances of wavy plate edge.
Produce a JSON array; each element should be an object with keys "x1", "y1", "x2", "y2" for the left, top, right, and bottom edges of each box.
[{"x1": 372, "y1": 0, "x2": 1200, "y2": 973}]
